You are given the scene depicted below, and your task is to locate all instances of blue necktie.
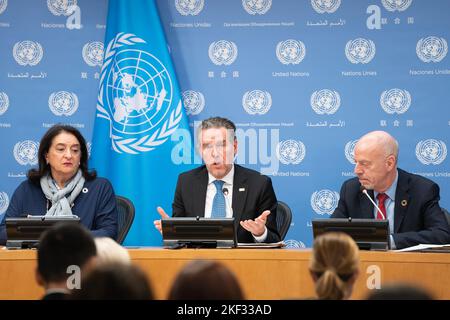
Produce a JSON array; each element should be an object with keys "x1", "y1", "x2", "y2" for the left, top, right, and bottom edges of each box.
[{"x1": 211, "y1": 180, "x2": 226, "y2": 218}]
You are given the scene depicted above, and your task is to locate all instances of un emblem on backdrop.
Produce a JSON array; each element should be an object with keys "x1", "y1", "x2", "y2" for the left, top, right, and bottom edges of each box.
[
  {"x1": 310, "y1": 89, "x2": 340, "y2": 115},
  {"x1": 13, "y1": 41, "x2": 43, "y2": 66},
  {"x1": 0, "y1": 0, "x2": 7, "y2": 15},
  {"x1": 242, "y1": 0, "x2": 272, "y2": 15},
  {"x1": 82, "y1": 42, "x2": 104, "y2": 67},
  {"x1": 182, "y1": 90, "x2": 205, "y2": 116},
  {"x1": 380, "y1": 89, "x2": 411, "y2": 114},
  {"x1": 14, "y1": 140, "x2": 39, "y2": 165},
  {"x1": 0, "y1": 192, "x2": 9, "y2": 215},
  {"x1": 276, "y1": 39, "x2": 306, "y2": 65},
  {"x1": 0, "y1": 92, "x2": 9, "y2": 116},
  {"x1": 311, "y1": 189, "x2": 340, "y2": 215},
  {"x1": 97, "y1": 33, "x2": 182, "y2": 154},
  {"x1": 381, "y1": 0, "x2": 412, "y2": 12},
  {"x1": 416, "y1": 36, "x2": 448, "y2": 63},
  {"x1": 311, "y1": 0, "x2": 341, "y2": 13},
  {"x1": 276, "y1": 140, "x2": 306, "y2": 165},
  {"x1": 48, "y1": 91, "x2": 79, "y2": 116},
  {"x1": 208, "y1": 40, "x2": 238, "y2": 65},
  {"x1": 416, "y1": 139, "x2": 447, "y2": 165},
  {"x1": 345, "y1": 38, "x2": 376, "y2": 64},
  {"x1": 242, "y1": 90, "x2": 272, "y2": 115},
  {"x1": 285, "y1": 240, "x2": 306, "y2": 249},
  {"x1": 47, "y1": 0, "x2": 77, "y2": 16},
  {"x1": 344, "y1": 140, "x2": 358, "y2": 165},
  {"x1": 175, "y1": 0, "x2": 204, "y2": 16}
]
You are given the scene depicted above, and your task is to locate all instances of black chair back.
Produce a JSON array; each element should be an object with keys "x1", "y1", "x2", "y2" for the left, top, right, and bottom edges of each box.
[
  {"x1": 116, "y1": 195, "x2": 135, "y2": 244},
  {"x1": 276, "y1": 201, "x2": 292, "y2": 240}
]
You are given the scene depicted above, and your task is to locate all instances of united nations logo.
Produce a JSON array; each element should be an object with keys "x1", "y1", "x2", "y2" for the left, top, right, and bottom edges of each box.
[
  {"x1": 0, "y1": 92, "x2": 9, "y2": 116},
  {"x1": 284, "y1": 240, "x2": 306, "y2": 249},
  {"x1": 381, "y1": 0, "x2": 412, "y2": 12},
  {"x1": 416, "y1": 139, "x2": 447, "y2": 165},
  {"x1": 276, "y1": 39, "x2": 306, "y2": 65},
  {"x1": 48, "y1": 91, "x2": 79, "y2": 116},
  {"x1": 208, "y1": 40, "x2": 238, "y2": 66},
  {"x1": 182, "y1": 90, "x2": 205, "y2": 116},
  {"x1": 13, "y1": 140, "x2": 39, "y2": 165},
  {"x1": 82, "y1": 41, "x2": 104, "y2": 67},
  {"x1": 13, "y1": 41, "x2": 44, "y2": 66},
  {"x1": 242, "y1": 0, "x2": 272, "y2": 15},
  {"x1": 175, "y1": 0, "x2": 204, "y2": 16},
  {"x1": 345, "y1": 38, "x2": 376, "y2": 64},
  {"x1": 47, "y1": 0, "x2": 77, "y2": 16},
  {"x1": 97, "y1": 33, "x2": 183, "y2": 154},
  {"x1": 0, "y1": 192, "x2": 9, "y2": 215},
  {"x1": 311, "y1": 189, "x2": 340, "y2": 215},
  {"x1": 311, "y1": 0, "x2": 341, "y2": 13},
  {"x1": 86, "y1": 142, "x2": 92, "y2": 158},
  {"x1": 416, "y1": 36, "x2": 448, "y2": 63},
  {"x1": 242, "y1": 90, "x2": 272, "y2": 115},
  {"x1": 344, "y1": 140, "x2": 358, "y2": 164},
  {"x1": 380, "y1": 89, "x2": 411, "y2": 114},
  {"x1": 276, "y1": 140, "x2": 306, "y2": 165},
  {"x1": 0, "y1": 0, "x2": 7, "y2": 15},
  {"x1": 310, "y1": 89, "x2": 340, "y2": 115}
]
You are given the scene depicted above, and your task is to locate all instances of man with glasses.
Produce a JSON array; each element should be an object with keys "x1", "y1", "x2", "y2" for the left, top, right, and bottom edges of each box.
[
  {"x1": 154, "y1": 117, "x2": 280, "y2": 243},
  {"x1": 332, "y1": 131, "x2": 450, "y2": 249}
]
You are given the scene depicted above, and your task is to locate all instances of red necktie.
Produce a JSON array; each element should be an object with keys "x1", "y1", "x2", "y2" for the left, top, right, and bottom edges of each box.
[{"x1": 376, "y1": 193, "x2": 388, "y2": 220}]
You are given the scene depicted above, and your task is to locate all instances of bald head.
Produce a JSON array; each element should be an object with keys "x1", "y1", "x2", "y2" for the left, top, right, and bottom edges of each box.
[{"x1": 357, "y1": 131, "x2": 398, "y2": 162}]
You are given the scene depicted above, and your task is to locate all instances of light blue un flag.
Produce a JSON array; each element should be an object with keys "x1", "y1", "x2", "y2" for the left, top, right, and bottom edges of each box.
[{"x1": 91, "y1": 0, "x2": 194, "y2": 245}]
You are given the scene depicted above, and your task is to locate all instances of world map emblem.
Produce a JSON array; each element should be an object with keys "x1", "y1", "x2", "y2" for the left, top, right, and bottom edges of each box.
[
  {"x1": 284, "y1": 240, "x2": 306, "y2": 249},
  {"x1": 0, "y1": 192, "x2": 8, "y2": 215},
  {"x1": 380, "y1": 89, "x2": 411, "y2": 114},
  {"x1": 310, "y1": 89, "x2": 341, "y2": 115},
  {"x1": 415, "y1": 139, "x2": 447, "y2": 165},
  {"x1": 175, "y1": 0, "x2": 204, "y2": 16},
  {"x1": 47, "y1": 0, "x2": 77, "y2": 16},
  {"x1": 242, "y1": 90, "x2": 272, "y2": 115},
  {"x1": 82, "y1": 41, "x2": 104, "y2": 67},
  {"x1": 276, "y1": 39, "x2": 306, "y2": 65},
  {"x1": 311, "y1": 0, "x2": 341, "y2": 13},
  {"x1": 182, "y1": 90, "x2": 205, "y2": 116},
  {"x1": 311, "y1": 189, "x2": 340, "y2": 215},
  {"x1": 48, "y1": 91, "x2": 79, "y2": 116},
  {"x1": 416, "y1": 36, "x2": 448, "y2": 63},
  {"x1": 97, "y1": 33, "x2": 182, "y2": 154},
  {"x1": 344, "y1": 140, "x2": 358, "y2": 164},
  {"x1": 242, "y1": 0, "x2": 272, "y2": 15},
  {"x1": 13, "y1": 140, "x2": 39, "y2": 165},
  {"x1": 0, "y1": 0, "x2": 7, "y2": 15},
  {"x1": 345, "y1": 38, "x2": 376, "y2": 64},
  {"x1": 13, "y1": 41, "x2": 43, "y2": 66},
  {"x1": 208, "y1": 40, "x2": 238, "y2": 65},
  {"x1": 0, "y1": 92, "x2": 9, "y2": 116},
  {"x1": 381, "y1": 0, "x2": 412, "y2": 12},
  {"x1": 276, "y1": 140, "x2": 306, "y2": 165}
]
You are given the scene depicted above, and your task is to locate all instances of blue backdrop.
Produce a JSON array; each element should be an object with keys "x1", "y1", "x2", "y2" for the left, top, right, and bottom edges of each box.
[{"x1": 0, "y1": 0, "x2": 449, "y2": 247}]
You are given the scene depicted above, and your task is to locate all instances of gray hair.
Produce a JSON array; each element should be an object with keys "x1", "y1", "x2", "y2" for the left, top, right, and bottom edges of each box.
[{"x1": 197, "y1": 117, "x2": 237, "y2": 143}]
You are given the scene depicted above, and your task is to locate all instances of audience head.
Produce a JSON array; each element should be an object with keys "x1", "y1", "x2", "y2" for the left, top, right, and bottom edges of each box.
[
  {"x1": 94, "y1": 237, "x2": 130, "y2": 266},
  {"x1": 36, "y1": 222, "x2": 97, "y2": 290},
  {"x1": 72, "y1": 263, "x2": 153, "y2": 300},
  {"x1": 366, "y1": 283, "x2": 433, "y2": 300},
  {"x1": 309, "y1": 232, "x2": 360, "y2": 300},
  {"x1": 168, "y1": 259, "x2": 244, "y2": 300}
]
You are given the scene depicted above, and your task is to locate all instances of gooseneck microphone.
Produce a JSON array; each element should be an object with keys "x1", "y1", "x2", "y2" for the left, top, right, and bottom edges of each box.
[
  {"x1": 360, "y1": 186, "x2": 386, "y2": 220},
  {"x1": 222, "y1": 187, "x2": 233, "y2": 217}
]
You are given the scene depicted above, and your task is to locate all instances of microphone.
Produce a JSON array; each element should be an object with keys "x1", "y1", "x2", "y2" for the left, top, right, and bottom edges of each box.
[
  {"x1": 360, "y1": 186, "x2": 386, "y2": 220},
  {"x1": 222, "y1": 187, "x2": 233, "y2": 217}
]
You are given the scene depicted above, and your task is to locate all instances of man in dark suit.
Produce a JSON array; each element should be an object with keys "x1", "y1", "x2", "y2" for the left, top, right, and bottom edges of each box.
[
  {"x1": 332, "y1": 131, "x2": 450, "y2": 249},
  {"x1": 154, "y1": 117, "x2": 280, "y2": 243}
]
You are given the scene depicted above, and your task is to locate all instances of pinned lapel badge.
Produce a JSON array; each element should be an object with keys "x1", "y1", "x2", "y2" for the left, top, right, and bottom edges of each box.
[
  {"x1": 401, "y1": 199, "x2": 408, "y2": 207},
  {"x1": 239, "y1": 188, "x2": 246, "y2": 192}
]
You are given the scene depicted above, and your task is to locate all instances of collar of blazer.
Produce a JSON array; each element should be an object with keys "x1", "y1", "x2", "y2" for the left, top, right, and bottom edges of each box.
[{"x1": 394, "y1": 168, "x2": 411, "y2": 233}]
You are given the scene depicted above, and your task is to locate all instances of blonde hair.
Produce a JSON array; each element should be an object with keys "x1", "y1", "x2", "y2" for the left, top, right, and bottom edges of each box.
[
  {"x1": 94, "y1": 237, "x2": 130, "y2": 266},
  {"x1": 309, "y1": 232, "x2": 360, "y2": 300}
]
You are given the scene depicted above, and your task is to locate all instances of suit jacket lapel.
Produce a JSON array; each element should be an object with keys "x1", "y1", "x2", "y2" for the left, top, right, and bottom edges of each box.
[
  {"x1": 194, "y1": 166, "x2": 208, "y2": 217},
  {"x1": 359, "y1": 188, "x2": 375, "y2": 219},
  {"x1": 232, "y1": 165, "x2": 248, "y2": 223},
  {"x1": 394, "y1": 169, "x2": 410, "y2": 233}
]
